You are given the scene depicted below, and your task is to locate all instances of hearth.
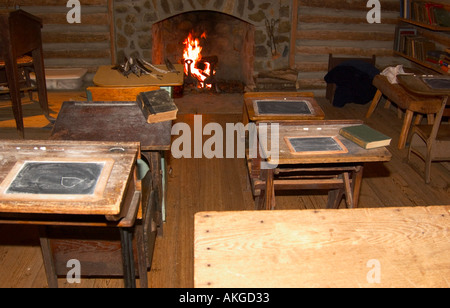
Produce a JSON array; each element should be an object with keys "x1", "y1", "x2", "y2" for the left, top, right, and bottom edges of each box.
[
  {"x1": 113, "y1": 0, "x2": 293, "y2": 93},
  {"x1": 152, "y1": 11, "x2": 254, "y2": 93}
]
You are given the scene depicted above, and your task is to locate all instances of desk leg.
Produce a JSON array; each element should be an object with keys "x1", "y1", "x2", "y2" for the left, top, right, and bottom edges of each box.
[
  {"x1": 39, "y1": 227, "x2": 58, "y2": 288},
  {"x1": 352, "y1": 165, "x2": 364, "y2": 209},
  {"x1": 147, "y1": 151, "x2": 164, "y2": 237},
  {"x1": 254, "y1": 169, "x2": 275, "y2": 211},
  {"x1": 3, "y1": 52, "x2": 24, "y2": 138},
  {"x1": 120, "y1": 228, "x2": 136, "y2": 288}
]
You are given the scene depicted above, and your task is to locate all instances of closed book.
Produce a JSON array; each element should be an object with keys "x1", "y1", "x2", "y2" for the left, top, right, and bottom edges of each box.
[
  {"x1": 339, "y1": 125, "x2": 392, "y2": 149},
  {"x1": 137, "y1": 89, "x2": 178, "y2": 124}
]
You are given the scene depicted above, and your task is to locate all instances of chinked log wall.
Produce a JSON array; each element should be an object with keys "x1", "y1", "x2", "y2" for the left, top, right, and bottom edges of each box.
[
  {"x1": 14, "y1": 0, "x2": 429, "y2": 95},
  {"x1": 17, "y1": 0, "x2": 113, "y2": 79},
  {"x1": 294, "y1": 0, "x2": 402, "y2": 94}
]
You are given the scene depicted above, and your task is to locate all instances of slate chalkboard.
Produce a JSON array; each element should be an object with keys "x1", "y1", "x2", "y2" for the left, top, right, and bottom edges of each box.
[
  {"x1": 422, "y1": 77, "x2": 450, "y2": 90},
  {"x1": 286, "y1": 136, "x2": 348, "y2": 154},
  {"x1": 255, "y1": 100, "x2": 312, "y2": 115},
  {"x1": 6, "y1": 162, "x2": 105, "y2": 195}
]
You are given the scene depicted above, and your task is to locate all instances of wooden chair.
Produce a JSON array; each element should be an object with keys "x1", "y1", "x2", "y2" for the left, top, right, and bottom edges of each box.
[
  {"x1": 407, "y1": 96, "x2": 450, "y2": 183},
  {"x1": 326, "y1": 54, "x2": 376, "y2": 105}
]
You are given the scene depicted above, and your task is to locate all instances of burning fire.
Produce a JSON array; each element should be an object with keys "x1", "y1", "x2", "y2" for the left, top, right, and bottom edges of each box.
[{"x1": 183, "y1": 32, "x2": 213, "y2": 89}]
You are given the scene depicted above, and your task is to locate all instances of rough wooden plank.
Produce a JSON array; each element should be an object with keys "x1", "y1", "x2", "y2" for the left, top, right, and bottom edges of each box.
[{"x1": 195, "y1": 206, "x2": 450, "y2": 288}]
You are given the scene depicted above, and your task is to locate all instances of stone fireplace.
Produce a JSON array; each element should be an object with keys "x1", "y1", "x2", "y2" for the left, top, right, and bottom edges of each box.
[{"x1": 112, "y1": 0, "x2": 293, "y2": 91}]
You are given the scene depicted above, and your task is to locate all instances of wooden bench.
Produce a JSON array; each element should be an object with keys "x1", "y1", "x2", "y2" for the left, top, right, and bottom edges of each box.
[{"x1": 366, "y1": 75, "x2": 443, "y2": 149}]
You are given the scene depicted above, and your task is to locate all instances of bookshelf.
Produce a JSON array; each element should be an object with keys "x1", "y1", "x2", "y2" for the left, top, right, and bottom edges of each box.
[{"x1": 397, "y1": 0, "x2": 450, "y2": 75}]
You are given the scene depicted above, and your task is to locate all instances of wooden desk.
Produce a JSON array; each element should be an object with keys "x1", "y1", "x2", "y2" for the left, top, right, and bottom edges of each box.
[
  {"x1": 194, "y1": 206, "x2": 450, "y2": 288},
  {"x1": 252, "y1": 121, "x2": 391, "y2": 210},
  {"x1": 367, "y1": 75, "x2": 443, "y2": 149},
  {"x1": 51, "y1": 101, "x2": 172, "y2": 234},
  {"x1": 398, "y1": 75, "x2": 450, "y2": 183},
  {"x1": 88, "y1": 64, "x2": 184, "y2": 99},
  {"x1": 243, "y1": 92, "x2": 325, "y2": 125},
  {"x1": 0, "y1": 140, "x2": 142, "y2": 288},
  {"x1": 0, "y1": 10, "x2": 52, "y2": 138}
]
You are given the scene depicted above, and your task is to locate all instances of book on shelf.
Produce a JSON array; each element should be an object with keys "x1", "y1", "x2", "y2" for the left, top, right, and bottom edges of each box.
[
  {"x1": 394, "y1": 26, "x2": 417, "y2": 52},
  {"x1": 137, "y1": 89, "x2": 178, "y2": 124},
  {"x1": 403, "y1": 0, "x2": 450, "y2": 27},
  {"x1": 339, "y1": 125, "x2": 392, "y2": 149}
]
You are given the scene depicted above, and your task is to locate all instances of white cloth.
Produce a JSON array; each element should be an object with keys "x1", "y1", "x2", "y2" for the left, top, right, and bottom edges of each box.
[{"x1": 380, "y1": 65, "x2": 407, "y2": 84}]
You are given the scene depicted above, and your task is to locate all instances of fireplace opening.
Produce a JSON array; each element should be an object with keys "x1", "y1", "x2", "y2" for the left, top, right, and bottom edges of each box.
[{"x1": 152, "y1": 11, "x2": 255, "y2": 93}]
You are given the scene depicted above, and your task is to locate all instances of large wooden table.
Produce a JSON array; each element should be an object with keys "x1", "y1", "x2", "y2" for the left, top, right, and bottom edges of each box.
[
  {"x1": 195, "y1": 206, "x2": 450, "y2": 288},
  {"x1": 0, "y1": 140, "x2": 142, "y2": 288},
  {"x1": 251, "y1": 121, "x2": 392, "y2": 210}
]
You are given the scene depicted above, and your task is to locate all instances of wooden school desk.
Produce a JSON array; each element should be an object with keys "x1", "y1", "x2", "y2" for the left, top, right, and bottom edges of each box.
[
  {"x1": 251, "y1": 120, "x2": 392, "y2": 210},
  {"x1": 242, "y1": 92, "x2": 325, "y2": 126},
  {"x1": 50, "y1": 101, "x2": 172, "y2": 236},
  {"x1": 194, "y1": 206, "x2": 450, "y2": 288},
  {"x1": 88, "y1": 64, "x2": 184, "y2": 100},
  {"x1": 0, "y1": 140, "x2": 142, "y2": 288}
]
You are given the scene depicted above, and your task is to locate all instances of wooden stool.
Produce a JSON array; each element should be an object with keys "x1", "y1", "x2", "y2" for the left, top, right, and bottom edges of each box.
[
  {"x1": 0, "y1": 10, "x2": 53, "y2": 138},
  {"x1": 366, "y1": 75, "x2": 443, "y2": 149}
]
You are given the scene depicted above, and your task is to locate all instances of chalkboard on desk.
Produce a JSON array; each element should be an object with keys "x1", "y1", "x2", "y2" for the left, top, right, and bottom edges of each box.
[
  {"x1": 0, "y1": 159, "x2": 114, "y2": 202},
  {"x1": 422, "y1": 77, "x2": 450, "y2": 90},
  {"x1": 285, "y1": 136, "x2": 348, "y2": 155},
  {"x1": 255, "y1": 100, "x2": 313, "y2": 116}
]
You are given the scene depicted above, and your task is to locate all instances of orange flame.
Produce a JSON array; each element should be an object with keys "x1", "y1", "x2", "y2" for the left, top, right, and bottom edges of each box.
[{"x1": 183, "y1": 32, "x2": 212, "y2": 89}]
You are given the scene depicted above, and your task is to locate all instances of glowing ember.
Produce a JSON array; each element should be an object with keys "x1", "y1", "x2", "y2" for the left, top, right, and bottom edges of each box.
[{"x1": 183, "y1": 32, "x2": 213, "y2": 89}]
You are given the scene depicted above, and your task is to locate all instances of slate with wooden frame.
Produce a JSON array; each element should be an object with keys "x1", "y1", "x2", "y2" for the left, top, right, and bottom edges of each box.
[
  {"x1": 243, "y1": 92, "x2": 325, "y2": 125},
  {"x1": 0, "y1": 140, "x2": 141, "y2": 220}
]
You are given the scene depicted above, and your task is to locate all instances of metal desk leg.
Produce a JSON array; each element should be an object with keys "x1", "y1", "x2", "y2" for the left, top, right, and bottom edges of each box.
[{"x1": 120, "y1": 228, "x2": 136, "y2": 288}]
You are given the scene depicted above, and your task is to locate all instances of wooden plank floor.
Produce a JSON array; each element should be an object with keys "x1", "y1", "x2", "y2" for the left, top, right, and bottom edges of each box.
[{"x1": 0, "y1": 91, "x2": 448, "y2": 288}]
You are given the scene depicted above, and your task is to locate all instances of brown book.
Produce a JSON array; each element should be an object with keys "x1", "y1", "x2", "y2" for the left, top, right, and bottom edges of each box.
[{"x1": 137, "y1": 89, "x2": 178, "y2": 124}]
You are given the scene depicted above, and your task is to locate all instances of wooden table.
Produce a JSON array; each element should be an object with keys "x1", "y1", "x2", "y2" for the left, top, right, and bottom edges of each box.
[
  {"x1": 88, "y1": 64, "x2": 184, "y2": 100},
  {"x1": 252, "y1": 121, "x2": 392, "y2": 210},
  {"x1": 0, "y1": 140, "x2": 142, "y2": 288},
  {"x1": 194, "y1": 206, "x2": 450, "y2": 288},
  {"x1": 242, "y1": 92, "x2": 325, "y2": 126},
  {"x1": 0, "y1": 10, "x2": 52, "y2": 138}
]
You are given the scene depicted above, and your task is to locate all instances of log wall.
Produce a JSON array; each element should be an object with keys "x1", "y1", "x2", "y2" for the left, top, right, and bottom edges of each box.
[
  {"x1": 294, "y1": 0, "x2": 405, "y2": 95},
  {"x1": 8, "y1": 0, "x2": 447, "y2": 94},
  {"x1": 13, "y1": 0, "x2": 113, "y2": 78}
]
